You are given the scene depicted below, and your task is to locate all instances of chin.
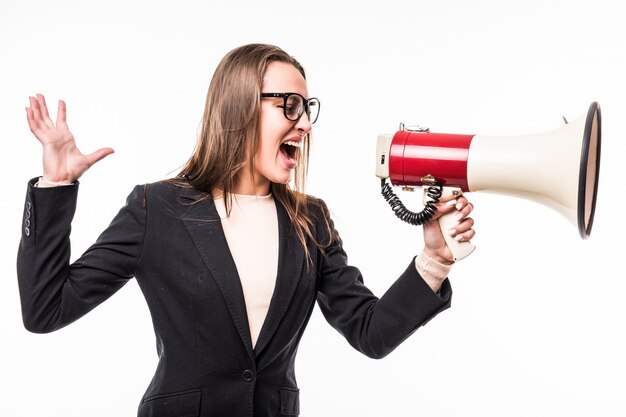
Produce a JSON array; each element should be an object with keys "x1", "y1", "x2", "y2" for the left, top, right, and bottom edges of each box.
[{"x1": 270, "y1": 172, "x2": 293, "y2": 186}]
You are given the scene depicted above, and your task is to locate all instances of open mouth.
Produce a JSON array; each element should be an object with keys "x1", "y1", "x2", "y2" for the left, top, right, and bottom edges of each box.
[{"x1": 280, "y1": 141, "x2": 301, "y2": 161}]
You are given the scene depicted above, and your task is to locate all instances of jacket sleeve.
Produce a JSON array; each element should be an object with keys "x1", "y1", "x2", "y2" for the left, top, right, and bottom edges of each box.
[
  {"x1": 16, "y1": 178, "x2": 147, "y2": 333},
  {"x1": 314, "y1": 199, "x2": 452, "y2": 359}
]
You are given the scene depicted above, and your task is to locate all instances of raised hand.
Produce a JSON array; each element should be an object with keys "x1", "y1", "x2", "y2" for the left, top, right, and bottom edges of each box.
[{"x1": 26, "y1": 94, "x2": 114, "y2": 183}]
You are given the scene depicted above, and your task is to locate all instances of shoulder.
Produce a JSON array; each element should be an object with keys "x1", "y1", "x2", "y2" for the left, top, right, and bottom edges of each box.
[
  {"x1": 298, "y1": 193, "x2": 330, "y2": 220},
  {"x1": 132, "y1": 178, "x2": 201, "y2": 199},
  {"x1": 302, "y1": 193, "x2": 341, "y2": 244},
  {"x1": 145, "y1": 178, "x2": 187, "y2": 194},
  {"x1": 124, "y1": 178, "x2": 205, "y2": 211}
]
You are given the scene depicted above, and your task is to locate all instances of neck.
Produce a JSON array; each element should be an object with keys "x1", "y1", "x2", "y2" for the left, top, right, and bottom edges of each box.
[{"x1": 232, "y1": 172, "x2": 270, "y2": 196}]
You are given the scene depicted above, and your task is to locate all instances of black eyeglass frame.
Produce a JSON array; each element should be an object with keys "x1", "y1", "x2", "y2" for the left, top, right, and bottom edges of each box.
[{"x1": 260, "y1": 92, "x2": 321, "y2": 124}]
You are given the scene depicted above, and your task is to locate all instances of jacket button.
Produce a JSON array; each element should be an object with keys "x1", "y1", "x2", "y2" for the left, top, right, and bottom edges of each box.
[
  {"x1": 25, "y1": 227, "x2": 30, "y2": 236},
  {"x1": 242, "y1": 370, "x2": 254, "y2": 382},
  {"x1": 26, "y1": 201, "x2": 31, "y2": 210}
]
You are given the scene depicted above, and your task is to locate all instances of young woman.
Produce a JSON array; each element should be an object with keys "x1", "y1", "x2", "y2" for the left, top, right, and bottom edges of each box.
[{"x1": 18, "y1": 44, "x2": 475, "y2": 417}]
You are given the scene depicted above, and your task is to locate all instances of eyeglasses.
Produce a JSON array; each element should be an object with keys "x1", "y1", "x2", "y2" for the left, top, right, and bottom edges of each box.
[{"x1": 260, "y1": 92, "x2": 320, "y2": 124}]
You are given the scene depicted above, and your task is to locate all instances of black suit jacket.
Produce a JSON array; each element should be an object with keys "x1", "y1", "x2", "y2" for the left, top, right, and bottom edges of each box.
[{"x1": 17, "y1": 178, "x2": 452, "y2": 417}]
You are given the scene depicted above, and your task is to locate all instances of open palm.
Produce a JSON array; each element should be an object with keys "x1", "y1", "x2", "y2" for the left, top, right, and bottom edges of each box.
[{"x1": 26, "y1": 94, "x2": 113, "y2": 182}]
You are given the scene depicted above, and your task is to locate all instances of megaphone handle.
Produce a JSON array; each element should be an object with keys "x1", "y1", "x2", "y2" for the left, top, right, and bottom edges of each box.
[{"x1": 425, "y1": 186, "x2": 476, "y2": 262}]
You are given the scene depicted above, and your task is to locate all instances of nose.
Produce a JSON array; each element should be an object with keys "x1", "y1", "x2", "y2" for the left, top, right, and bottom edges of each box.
[{"x1": 295, "y1": 111, "x2": 312, "y2": 134}]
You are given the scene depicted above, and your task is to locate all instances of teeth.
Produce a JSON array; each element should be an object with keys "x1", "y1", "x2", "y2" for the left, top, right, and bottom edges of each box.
[{"x1": 283, "y1": 141, "x2": 302, "y2": 148}]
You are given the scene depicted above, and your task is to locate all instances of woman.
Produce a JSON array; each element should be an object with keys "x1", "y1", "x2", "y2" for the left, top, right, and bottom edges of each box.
[{"x1": 18, "y1": 44, "x2": 475, "y2": 417}]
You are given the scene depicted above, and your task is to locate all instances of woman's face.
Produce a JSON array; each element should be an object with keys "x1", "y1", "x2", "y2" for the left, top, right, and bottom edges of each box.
[{"x1": 243, "y1": 61, "x2": 312, "y2": 195}]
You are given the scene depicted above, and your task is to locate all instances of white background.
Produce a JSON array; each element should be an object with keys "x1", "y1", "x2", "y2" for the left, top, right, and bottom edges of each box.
[{"x1": 1, "y1": 1, "x2": 625, "y2": 416}]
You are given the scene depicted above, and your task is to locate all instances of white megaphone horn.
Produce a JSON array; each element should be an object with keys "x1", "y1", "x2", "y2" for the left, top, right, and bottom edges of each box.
[{"x1": 375, "y1": 102, "x2": 601, "y2": 261}]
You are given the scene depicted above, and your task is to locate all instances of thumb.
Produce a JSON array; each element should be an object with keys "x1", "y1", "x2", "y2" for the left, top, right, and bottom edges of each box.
[{"x1": 86, "y1": 147, "x2": 115, "y2": 166}]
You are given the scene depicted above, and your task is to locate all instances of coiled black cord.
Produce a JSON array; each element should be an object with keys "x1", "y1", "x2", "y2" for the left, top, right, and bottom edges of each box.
[{"x1": 381, "y1": 178, "x2": 442, "y2": 225}]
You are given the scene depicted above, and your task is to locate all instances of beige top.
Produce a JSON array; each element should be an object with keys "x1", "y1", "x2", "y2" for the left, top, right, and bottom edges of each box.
[{"x1": 214, "y1": 193, "x2": 279, "y2": 348}]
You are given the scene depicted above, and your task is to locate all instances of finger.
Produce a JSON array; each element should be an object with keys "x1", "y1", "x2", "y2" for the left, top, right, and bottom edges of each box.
[
  {"x1": 86, "y1": 147, "x2": 115, "y2": 166},
  {"x1": 433, "y1": 199, "x2": 458, "y2": 218},
  {"x1": 454, "y1": 201, "x2": 474, "y2": 221},
  {"x1": 454, "y1": 196, "x2": 469, "y2": 211},
  {"x1": 56, "y1": 100, "x2": 68, "y2": 128},
  {"x1": 25, "y1": 107, "x2": 40, "y2": 135},
  {"x1": 455, "y1": 228, "x2": 476, "y2": 242},
  {"x1": 36, "y1": 94, "x2": 55, "y2": 128},
  {"x1": 433, "y1": 197, "x2": 471, "y2": 222},
  {"x1": 28, "y1": 96, "x2": 47, "y2": 132},
  {"x1": 452, "y1": 217, "x2": 475, "y2": 235},
  {"x1": 29, "y1": 96, "x2": 43, "y2": 124}
]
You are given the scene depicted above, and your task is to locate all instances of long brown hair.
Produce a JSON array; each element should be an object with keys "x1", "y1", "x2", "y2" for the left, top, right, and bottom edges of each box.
[{"x1": 177, "y1": 43, "x2": 327, "y2": 264}]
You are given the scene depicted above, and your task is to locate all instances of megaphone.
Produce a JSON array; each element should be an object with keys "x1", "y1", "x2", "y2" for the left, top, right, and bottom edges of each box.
[{"x1": 375, "y1": 102, "x2": 601, "y2": 261}]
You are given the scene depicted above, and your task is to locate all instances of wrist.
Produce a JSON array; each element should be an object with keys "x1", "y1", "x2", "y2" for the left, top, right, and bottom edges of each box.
[
  {"x1": 423, "y1": 247, "x2": 454, "y2": 266},
  {"x1": 42, "y1": 171, "x2": 75, "y2": 183},
  {"x1": 42, "y1": 177, "x2": 73, "y2": 183},
  {"x1": 37, "y1": 177, "x2": 74, "y2": 187}
]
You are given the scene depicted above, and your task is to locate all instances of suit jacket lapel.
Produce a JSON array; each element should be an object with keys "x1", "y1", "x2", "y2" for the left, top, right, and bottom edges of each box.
[
  {"x1": 178, "y1": 188, "x2": 255, "y2": 358},
  {"x1": 254, "y1": 200, "x2": 304, "y2": 357}
]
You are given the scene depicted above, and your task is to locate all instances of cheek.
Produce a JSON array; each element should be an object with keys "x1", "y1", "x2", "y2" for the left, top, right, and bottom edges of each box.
[
  {"x1": 255, "y1": 134, "x2": 279, "y2": 169},
  {"x1": 258, "y1": 111, "x2": 292, "y2": 162},
  {"x1": 259, "y1": 128, "x2": 285, "y2": 157}
]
